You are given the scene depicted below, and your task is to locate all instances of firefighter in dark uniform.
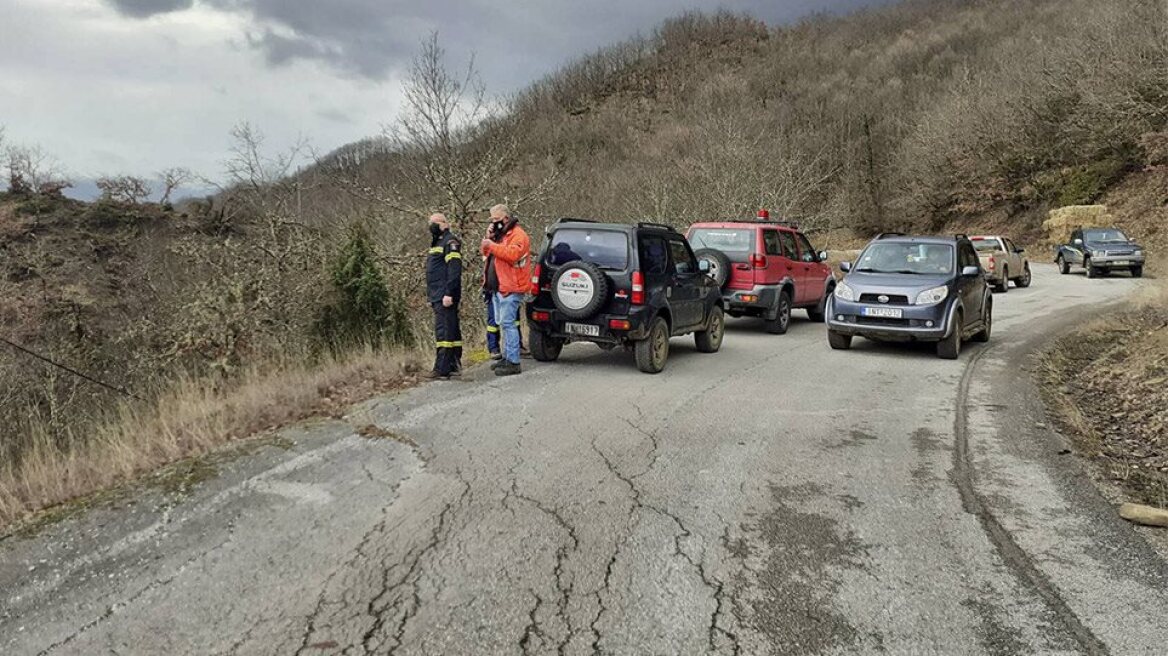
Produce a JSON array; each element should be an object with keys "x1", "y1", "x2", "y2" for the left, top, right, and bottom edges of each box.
[{"x1": 425, "y1": 213, "x2": 462, "y2": 379}]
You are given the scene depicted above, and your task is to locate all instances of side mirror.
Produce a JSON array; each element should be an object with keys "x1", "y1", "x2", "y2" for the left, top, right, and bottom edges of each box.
[
  {"x1": 840, "y1": 261, "x2": 852, "y2": 272},
  {"x1": 818, "y1": 250, "x2": 828, "y2": 262},
  {"x1": 1073, "y1": 238, "x2": 1083, "y2": 245},
  {"x1": 962, "y1": 265, "x2": 981, "y2": 277},
  {"x1": 698, "y1": 260, "x2": 711, "y2": 273}
]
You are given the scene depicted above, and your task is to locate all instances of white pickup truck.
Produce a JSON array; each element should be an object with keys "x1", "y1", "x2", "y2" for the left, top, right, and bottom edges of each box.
[{"x1": 970, "y1": 235, "x2": 1031, "y2": 293}]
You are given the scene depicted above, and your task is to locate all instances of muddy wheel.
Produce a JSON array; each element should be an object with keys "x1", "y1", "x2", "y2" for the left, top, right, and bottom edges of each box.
[
  {"x1": 937, "y1": 311, "x2": 962, "y2": 360},
  {"x1": 1015, "y1": 263, "x2": 1032, "y2": 288},
  {"x1": 528, "y1": 328, "x2": 563, "y2": 362},
  {"x1": 972, "y1": 300, "x2": 991, "y2": 343},
  {"x1": 1058, "y1": 255, "x2": 1070, "y2": 275},
  {"x1": 765, "y1": 290, "x2": 792, "y2": 335},
  {"x1": 694, "y1": 306, "x2": 725, "y2": 353},
  {"x1": 827, "y1": 330, "x2": 852, "y2": 350},
  {"x1": 635, "y1": 316, "x2": 670, "y2": 374}
]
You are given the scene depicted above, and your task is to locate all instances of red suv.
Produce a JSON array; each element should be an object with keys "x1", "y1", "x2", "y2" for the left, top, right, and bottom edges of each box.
[{"x1": 686, "y1": 212, "x2": 835, "y2": 333}]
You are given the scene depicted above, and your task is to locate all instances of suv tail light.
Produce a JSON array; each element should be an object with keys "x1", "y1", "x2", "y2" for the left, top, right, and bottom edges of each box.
[
  {"x1": 531, "y1": 264, "x2": 544, "y2": 292},
  {"x1": 750, "y1": 253, "x2": 768, "y2": 269},
  {"x1": 986, "y1": 256, "x2": 996, "y2": 270},
  {"x1": 631, "y1": 271, "x2": 645, "y2": 305},
  {"x1": 532, "y1": 310, "x2": 551, "y2": 322}
]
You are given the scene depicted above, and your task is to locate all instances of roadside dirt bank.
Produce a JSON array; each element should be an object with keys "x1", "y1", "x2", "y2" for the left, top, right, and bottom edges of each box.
[{"x1": 1038, "y1": 281, "x2": 1168, "y2": 550}]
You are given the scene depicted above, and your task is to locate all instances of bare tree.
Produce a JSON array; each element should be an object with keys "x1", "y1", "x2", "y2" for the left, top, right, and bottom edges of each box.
[
  {"x1": 323, "y1": 32, "x2": 558, "y2": 230},
  {"x1": 96, "y1": 175, "x2": 153, "y2": 204},
  {"x1": 4, "y1": 143, "x2": 71, "y2": 196},
  {"x1": 158, "y1": 167, "x2": 194, "y2": 205}
]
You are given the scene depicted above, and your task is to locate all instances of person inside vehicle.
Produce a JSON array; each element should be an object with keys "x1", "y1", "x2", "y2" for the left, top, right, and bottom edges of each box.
[
  {"x1": 922, "y1": 246, "x2": 951, "y2": 274},
  {"x1": 549, "y1": 242, "x2": 581, "y2": 266}
]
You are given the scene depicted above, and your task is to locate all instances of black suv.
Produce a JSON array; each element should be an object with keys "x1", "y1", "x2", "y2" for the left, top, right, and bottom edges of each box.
[
  {"x1": 526, "y1": 219, "x2": 726, "y2": 373},
  {"x1": 826, "y1": 234, "x2": 992, "y2": 359},
  {"x1": 1055, "y1": 227, "x2": 1145, "y2": 278}
]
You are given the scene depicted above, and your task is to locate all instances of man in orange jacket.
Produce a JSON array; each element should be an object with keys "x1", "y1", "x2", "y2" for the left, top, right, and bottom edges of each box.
[{"x1": 481, "y1": 203, "x2": 530, "y2": 377}]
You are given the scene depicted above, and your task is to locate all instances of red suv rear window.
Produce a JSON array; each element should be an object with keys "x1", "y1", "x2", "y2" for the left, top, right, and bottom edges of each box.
[{"x1": 688, "y1": 228, "x2": 755, "y2": 262}]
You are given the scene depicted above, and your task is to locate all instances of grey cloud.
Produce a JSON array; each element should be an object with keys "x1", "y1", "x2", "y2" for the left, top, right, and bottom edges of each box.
[
  {"x1": 107, "y1": 0, "x2": 194, "y2": 18},
  {"x1": 107, "y1": 0, "x2": 891, "y2": 85}
]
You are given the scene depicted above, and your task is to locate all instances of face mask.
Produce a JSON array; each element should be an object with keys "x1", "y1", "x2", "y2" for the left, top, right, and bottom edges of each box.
[
  {"x1": 429, "y1": 223, "x2": 443, "y2": 237},
  {"x1": 492, "y1": 221, "x2": 505, "y2": 233}
]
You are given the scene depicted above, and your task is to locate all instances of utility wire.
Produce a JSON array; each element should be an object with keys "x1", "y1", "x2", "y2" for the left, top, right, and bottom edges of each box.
[{"x1": 0, "y1": 336, "x2": 144, "y2": 402}]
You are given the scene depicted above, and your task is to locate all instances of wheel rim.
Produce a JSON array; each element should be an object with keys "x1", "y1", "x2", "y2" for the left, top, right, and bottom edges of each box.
[
  {"x1": 984, "y1": 305, "x2": 992, "y2": 337},
  {"x1": 652, "y1": 323, "x2": 668, "y2": 363},
  {"x1": 780, "y1": 299, "x2": 790, "y2": 329},
  {"x1": 711, "y1": 312, "x2": 724, "y2": 345},
  {"x1": 1024, "y1": 266, "x2": 1031, "y2": 284}
]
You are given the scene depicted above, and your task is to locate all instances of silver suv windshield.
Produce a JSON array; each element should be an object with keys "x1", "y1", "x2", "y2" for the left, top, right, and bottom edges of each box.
[{"x1": 855, "y1": 243, "x2": 955, "y2": 275}]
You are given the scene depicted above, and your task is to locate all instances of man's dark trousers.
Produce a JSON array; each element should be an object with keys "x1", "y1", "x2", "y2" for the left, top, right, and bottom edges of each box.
[{"x1": 433, "y1": 302, "x2": 462, "y2": 376}]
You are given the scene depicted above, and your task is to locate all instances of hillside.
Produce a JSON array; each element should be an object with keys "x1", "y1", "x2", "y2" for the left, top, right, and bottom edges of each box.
[
  {"x1": 323, "y1": 0, "x2": 1167, "y2": 237},
  {"x1": 2, "y1": 0, "x2": 1167, "y2": 527}
]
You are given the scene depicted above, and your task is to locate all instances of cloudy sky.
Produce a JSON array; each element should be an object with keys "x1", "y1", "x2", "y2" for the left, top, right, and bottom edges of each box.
[{"x1": 0, "y1": 0, "x2": 885, "y2": 191}]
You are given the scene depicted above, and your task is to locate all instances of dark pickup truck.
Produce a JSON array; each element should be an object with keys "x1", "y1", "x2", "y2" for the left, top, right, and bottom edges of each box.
[{"x1": 1055, "y1": 227, "x2": 1146, "y2": 278}]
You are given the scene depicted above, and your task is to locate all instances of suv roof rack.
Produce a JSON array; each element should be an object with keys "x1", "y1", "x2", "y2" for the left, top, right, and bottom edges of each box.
[
  {"x1": 757, "y1": 219, "x2": 801, "y2": 229},
  {"x1": 637, "y1": 222, "x2": 677, "y2": 232},
  {"x1": 875, "y1": 232, "x2": 906, "y2": 240},
  {"x1": 555, "y1": 217, "x2": 598, "y2": 224}
]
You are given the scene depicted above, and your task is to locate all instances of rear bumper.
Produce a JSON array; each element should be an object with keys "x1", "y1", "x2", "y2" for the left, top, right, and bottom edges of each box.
[
  {"x1": 825, "y1": 297, "x2": 955, "y2": 341},
  {"x1": 527, "y1": 305, "x2": 655, "y2": 342},
  {"x1": 723, "y1": 284, "x2": 780, "y2": 314}
]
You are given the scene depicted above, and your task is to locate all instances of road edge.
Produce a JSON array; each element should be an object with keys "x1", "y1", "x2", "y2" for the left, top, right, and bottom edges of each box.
[{"x1": 952, "y1": 341, "x2": 1110, "y2": 655}]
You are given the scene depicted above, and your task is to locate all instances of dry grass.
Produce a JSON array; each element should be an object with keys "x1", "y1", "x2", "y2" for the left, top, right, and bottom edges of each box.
[
  {"x1": 1038, "y1": 278, "x2": 1168, "y2": 510},
  {"x1": 0, "y1": 347, "x2": 425, "y2": 533}
]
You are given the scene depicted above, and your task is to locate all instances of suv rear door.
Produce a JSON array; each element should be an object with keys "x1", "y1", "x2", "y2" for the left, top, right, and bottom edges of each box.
[
  {"x1": 793, "y1": 231, "x2": 830, "y2": 304},
  {"x1": 637, "y1": 233, "x2": 670, "y2": 308},
  {"x1": 667, "y1": 236, "x2": 703, "y2": 331},
  {"x1": 759, "y1": 229, "x2": 791, "y2": 287},
  {"x1": 688, "y1": 226, "x2": 755, "y2": 291}
]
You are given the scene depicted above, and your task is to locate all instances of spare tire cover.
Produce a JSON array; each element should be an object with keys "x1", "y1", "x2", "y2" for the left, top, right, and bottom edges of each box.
[{"x1": 552, "y1": 262, "x2": 610, "y2": 319}]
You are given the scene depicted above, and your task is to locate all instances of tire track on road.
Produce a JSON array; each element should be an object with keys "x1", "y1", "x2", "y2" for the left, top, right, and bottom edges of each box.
[{"x1": 951, "y1": 344, "x2": 1109, "y2": 655}]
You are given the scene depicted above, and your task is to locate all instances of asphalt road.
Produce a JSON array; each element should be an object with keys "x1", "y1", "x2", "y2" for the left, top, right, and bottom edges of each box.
[{"x1": 3, "y1": 264, "x2": 1167, "y2": 655}]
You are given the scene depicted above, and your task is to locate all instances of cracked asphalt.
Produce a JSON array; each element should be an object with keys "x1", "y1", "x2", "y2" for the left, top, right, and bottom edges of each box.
[{"x1": 3, "y1": 264, "x2": 1167, "y2": 655}]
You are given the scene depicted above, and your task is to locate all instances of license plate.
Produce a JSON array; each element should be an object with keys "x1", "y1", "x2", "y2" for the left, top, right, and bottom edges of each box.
[
  {"x1": 1113, "y1": 261, "x2": 1130, "y2": 266},
  {"x1": 565, "y1": 322, "x2": 600, "y2": 337},
  {"x1": 862, "y1": 307, "x2": 903, "y2": 319}
]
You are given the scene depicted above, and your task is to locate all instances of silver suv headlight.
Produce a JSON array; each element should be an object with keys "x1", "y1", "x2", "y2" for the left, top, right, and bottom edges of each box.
[
  {"x1": 914, "y1": 285, "x2": 949, "y2": 306},
  {"x1": 1135, "y1": 250, "x2": 1144, "y2": 257},
  {"x1": 1091, "y1": 250, "x2": 1106, "y2": 258},
  {"x1": 834, "y1": 281, "x2": 857, "y2": 302}
]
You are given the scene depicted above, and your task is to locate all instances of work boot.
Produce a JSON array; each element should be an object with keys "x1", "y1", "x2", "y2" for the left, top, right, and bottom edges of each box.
[
  {"x1": 489, "y1": 351, "x2": 503, "y2": 361},
  {"x1": 422, "y1": 370, "x2": 450, "y2": 380},
  {"x1": 490, "y1": 359, "x2": 505, "y2": 370},
  {"x1": 494, "y1": 361, "x2": 521, "y2": 377},
  {"x1": 520, "y1": 345, "x2": 532, "y2": 359}
]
